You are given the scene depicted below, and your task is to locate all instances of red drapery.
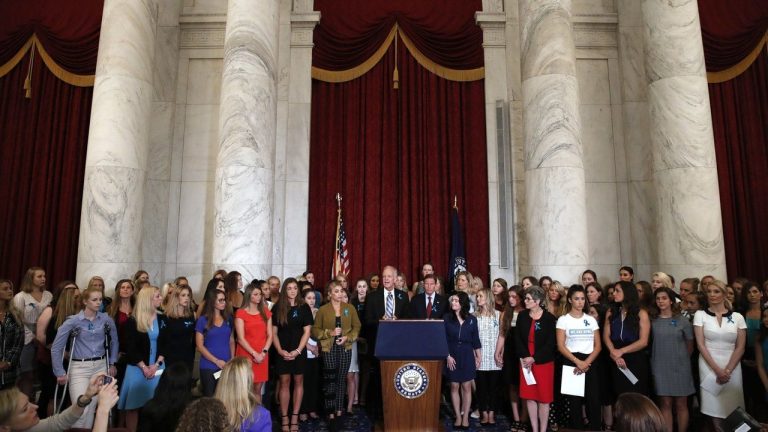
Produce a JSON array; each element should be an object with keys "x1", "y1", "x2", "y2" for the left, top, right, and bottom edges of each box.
[
  {"x1": 0, "y1": 0, "x2": 102, "y2": 287},
  {"x1": 308, "y1": 0, "x2": 489, "y2": 284},
  {"x1": 699, "y1": 0, "x2": 768, "y2": 282}
]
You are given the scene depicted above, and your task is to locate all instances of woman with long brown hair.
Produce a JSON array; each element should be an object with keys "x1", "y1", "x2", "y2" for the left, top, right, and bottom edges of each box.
[
  {"x1": 495, "y1": 285, "x2": 527, "y2": 431},
  {"x1": 235, "y1": 282, "x2": 272, "y2": 403},
  {"x1": 195, "y1": 289, "x2": 234, "y2": 397},
  {"x1": 272, "y1": 278, "x2": 313, "y2": 432},
  {"x1": 224, "y1": 271, "x2": 244, "y2": 311}
]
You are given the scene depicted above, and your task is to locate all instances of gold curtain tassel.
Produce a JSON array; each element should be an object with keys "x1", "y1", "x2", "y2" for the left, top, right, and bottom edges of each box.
[
  {"x1": 23, "y1": 76, "x2": 31, "y2": 98},
  {"x1": 393, "y1": 65, "x2": 399, "y2": 89},
  {"x1": 23, "y1": 43, "x2": 35, "y2": 98}
]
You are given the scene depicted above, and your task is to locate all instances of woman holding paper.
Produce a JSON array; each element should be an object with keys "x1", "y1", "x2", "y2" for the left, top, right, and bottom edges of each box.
[
  {"x1": 515, "y1": 286, "x2": 557, "y2": 432},
  {"x1": 650, "y1": 287, "x2": 695, "y2": 432},
  {"x1": 693, "y1": 279, "x2": 746, "y2": 431},
  {"x1": 556, "y1": 285, "x2": 601, "y2": 430},
  {"x1": 603, "y1": 281, "x2": 651, "y2": 397}
]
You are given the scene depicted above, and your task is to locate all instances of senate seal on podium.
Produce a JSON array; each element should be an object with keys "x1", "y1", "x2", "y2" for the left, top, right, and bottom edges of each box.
[{"x1": 394, "y1": 362, "x2": 429, "y2": 399}]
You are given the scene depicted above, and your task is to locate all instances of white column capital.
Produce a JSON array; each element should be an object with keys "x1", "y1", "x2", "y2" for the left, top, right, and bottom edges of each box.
[
  {"x1": 290, "y1": 12, "x2": 320, "y2": 48},
  {"x1": 476, "y1": 12, "x2": 507, "y2": 48}
]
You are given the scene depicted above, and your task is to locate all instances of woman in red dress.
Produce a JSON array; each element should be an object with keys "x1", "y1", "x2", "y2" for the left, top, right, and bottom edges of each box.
[
  {"x1": 235, "y1": 281, "x2": 273, "y2": 402},
  {"x1": 515, "y1": 285, "x2": 557, "y2": 432}
]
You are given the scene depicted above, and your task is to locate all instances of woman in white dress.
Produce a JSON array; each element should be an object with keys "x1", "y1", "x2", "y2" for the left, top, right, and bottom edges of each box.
[{"x1": 693, "y1": 279, "x2": 746, "y2": 431}]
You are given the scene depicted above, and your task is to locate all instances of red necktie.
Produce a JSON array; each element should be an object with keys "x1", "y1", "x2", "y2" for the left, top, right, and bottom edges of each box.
[{"x1": 426, "y1": 296, "x2": 433, "y2": 319}]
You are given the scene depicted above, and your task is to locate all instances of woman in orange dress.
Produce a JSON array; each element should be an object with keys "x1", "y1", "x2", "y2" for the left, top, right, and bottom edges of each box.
[{"x1": 235, "y1": 281, "x2": 273, "y2": 401}]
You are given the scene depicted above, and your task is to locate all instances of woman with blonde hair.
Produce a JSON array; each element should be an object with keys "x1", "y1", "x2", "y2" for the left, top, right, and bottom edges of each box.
[
  {"x1": 119, "y1": 286, "x2": 167, "y2": 432},
  {"x1": 214, "y1": 357, "x2": 271, "y2": 432},
  {"x1": 312, "y1": 280, "x2": 361, "y2": 423},
  {"x1": 51, "y1": 286, "x2": 119, "y2": 429},
  {"x1": 455, "y1": 271, "x2": 476, "y2": 312},
  {"x1": 163, "y1": 284, "x2": 196, "y2": 371},
  {"x1": 12, "y1": 267, "x2": 51, "y2": 398},
  {"x1": 694, "y1": 279, "x2": 747, "y2": 431},
  {"x1": 546, "y1": 281, "x2": 567, "y2": 317},
  {"x1": 651, "y1": 272, "x2": 673, "y2": 292},
  {"x1": 474, "y1": 288, "x2": 502, "y2": 426},
  {"x1": 160, "y1": 282, "x2": 176, "y2": 311}
]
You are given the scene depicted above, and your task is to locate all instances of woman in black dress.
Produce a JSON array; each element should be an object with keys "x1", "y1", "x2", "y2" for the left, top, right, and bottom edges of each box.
[
  {"x1": 161, "y1": 284, "x2": 196, "y2": 371},
  {"x1": 495, "y1": 285, "x2": 527, "y2": 431},
  {"x1": 272, "y1": 277, "x2": 313, "y2": 431}
]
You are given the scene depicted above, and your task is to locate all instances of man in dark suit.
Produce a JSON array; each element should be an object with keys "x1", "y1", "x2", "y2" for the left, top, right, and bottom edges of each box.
[
  {"x1": 408, "y1": 274, "x2": 447, "y2": 319},
  {"x1": 364, "y1": 265, "x2": 409, "y2": 426},
  {"x1": 365, "y1": 265, "x2": 409, "y2": 350}
]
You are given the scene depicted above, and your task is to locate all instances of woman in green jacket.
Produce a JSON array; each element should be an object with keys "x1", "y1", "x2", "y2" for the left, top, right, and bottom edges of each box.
[{"x1": 312, "y1": 280, "x2": 361, "y2": 421}]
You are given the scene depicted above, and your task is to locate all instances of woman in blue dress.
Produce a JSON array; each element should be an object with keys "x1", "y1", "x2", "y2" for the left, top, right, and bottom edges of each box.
[
  {"x1": 445, "y1": 291, "x2": 481, "y2": 430},
  {"x1": 118, "y1": 285, "x2": 167, "y2": 432}
]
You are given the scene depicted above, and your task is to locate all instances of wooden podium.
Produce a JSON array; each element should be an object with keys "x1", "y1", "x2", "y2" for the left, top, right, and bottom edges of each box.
[{"x1": 374, "y1": 320, "x2": 449, "y2": 432}]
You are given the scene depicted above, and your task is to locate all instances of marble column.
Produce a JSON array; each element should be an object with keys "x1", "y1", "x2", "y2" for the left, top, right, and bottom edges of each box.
[
  {"x1": 642, "y1": 0, "x2": 726, "y2": 280},
  {"x1": 213, "y1": 0, "x2": 279, "y2": 281},
  {"x1": 273, "y1": 7, "x2": 320, "y2": 278},
  {"x1": 518, "y1": 0, "x2": 588, "y2": 283},
  {"x1": 617, "y1": 0, "x2": 656, "y2": 279},
  {"x1": 476, "y1": 9, "x2": 516, "y2": 283},
  {"x1": 76, "y1": 0, "x2": 158, "y2": 288}
]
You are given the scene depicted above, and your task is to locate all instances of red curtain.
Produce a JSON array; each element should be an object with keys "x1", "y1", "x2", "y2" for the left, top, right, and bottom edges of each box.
[
  {"x1": 308, "y1": 0, "x2": 489, "y2": 284},
  {"x1": 0, "y1": 0, "x2": 102, "y2": 287},
  {"x1": 699, "y1": 0, "x2": 768, "y2": 281}
]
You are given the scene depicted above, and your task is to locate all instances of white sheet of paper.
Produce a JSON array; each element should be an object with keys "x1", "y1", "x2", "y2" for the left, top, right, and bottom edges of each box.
[
  {"x1": 560, "y1": 365, "x2": 585, "y2": 397},
  {"x1": 618, "y1": 366, "x2": 639, "y2": 385},
  {"x1": 520, "y1": 359, "x2": 537, "y2": 385},
  {"x1": 734, "y1": 423, "x2": 751, "y2": 432},
  {"x1": 213, "y1": 370, "x2": 222, "y2": 380},
  {"x1": 700, "y1": 373, "x2": 723, "y2": 395}
]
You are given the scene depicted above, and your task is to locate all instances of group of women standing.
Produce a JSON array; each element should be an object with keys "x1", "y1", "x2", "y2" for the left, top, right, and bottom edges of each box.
[{"x1": 439, "y1": 267, "x2": 761, "y2": 432}]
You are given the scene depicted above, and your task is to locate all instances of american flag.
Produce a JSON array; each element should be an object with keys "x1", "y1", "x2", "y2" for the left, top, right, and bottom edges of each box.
[{"x1": 332, "y1": 206, "x2": 350, "y2": 278}]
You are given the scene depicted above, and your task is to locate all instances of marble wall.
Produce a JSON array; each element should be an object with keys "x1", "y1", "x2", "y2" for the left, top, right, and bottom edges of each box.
[{"x1": 78, "y1": 0, "x2": 724, "y2": 293}]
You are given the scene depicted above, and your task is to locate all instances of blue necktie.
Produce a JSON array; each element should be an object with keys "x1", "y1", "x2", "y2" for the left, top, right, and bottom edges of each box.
[{"x1": 386, "y1": 292, "x2": 394, "y2": 318}]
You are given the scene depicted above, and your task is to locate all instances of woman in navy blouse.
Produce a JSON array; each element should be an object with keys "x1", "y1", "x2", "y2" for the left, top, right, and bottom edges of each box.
[{"x1": 444, "y1": 291, "x2": 481, "y2": 430}]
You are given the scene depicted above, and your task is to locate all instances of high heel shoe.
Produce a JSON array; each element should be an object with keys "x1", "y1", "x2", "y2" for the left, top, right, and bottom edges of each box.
[
  {"x1": 280, "y1": 414, "x2": 290, "y2": 432},
  {"x1": 290, "y1": 413, "x2": 299, "y2": 432}
]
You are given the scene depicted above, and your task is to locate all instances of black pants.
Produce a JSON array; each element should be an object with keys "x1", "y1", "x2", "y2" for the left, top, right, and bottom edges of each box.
[
  {"x1": 301, "y1": 357, "x2": 321, "y2": 414},
  {"x1": 562, "y1": 352, "x2": 601, "y2": 430},
  {"x1": 199, "y1": 369, "x2": 218, "y2": 397},
  {"x1": 475, "y1": 370, "x2": 501, "y2": 412}
]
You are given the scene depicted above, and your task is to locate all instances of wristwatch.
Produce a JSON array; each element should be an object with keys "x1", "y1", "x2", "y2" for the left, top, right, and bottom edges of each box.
[
  {"x1": 76, "y1": 395, "x2": 92, "y2": 407},
  {"x1": 262, "y1": 349, "x2": 268, "y2": 353}
]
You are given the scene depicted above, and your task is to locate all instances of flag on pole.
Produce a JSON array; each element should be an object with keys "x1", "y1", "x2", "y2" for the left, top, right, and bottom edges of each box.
[
  {"x1": 332, "y1": 194, "x2": 350, "y2": 279},
  {"x1": 446, "y1": 200, "x2": 467, "y2": 294}
]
